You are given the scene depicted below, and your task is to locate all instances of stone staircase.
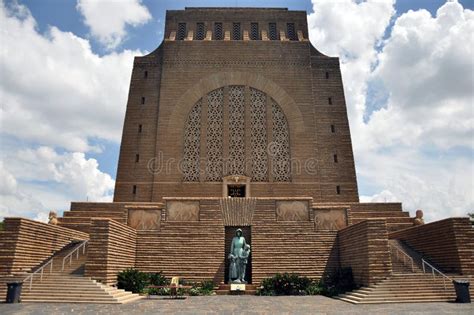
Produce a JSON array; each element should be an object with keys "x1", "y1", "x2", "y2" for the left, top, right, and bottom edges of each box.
[
  {"x1": 20, "y1": 241, "x2": 142, "y2": 304},
  {"x1": 337, "y1": 239, "x2": 473, "y2": 304},
  {"x1": 58, "y1": 202, "x2": 128, "y2": 233},
  {"x1": 349, "y1": 203, "x2": 414, "y2": 232},
  {"x1": 337, "y1": 273, "x2": 457, "y2": 304}
]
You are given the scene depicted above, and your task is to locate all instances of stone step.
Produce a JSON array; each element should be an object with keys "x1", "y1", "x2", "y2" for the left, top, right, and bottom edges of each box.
[
  {"x1": 335, "y1": 296, "x2": 452, "y2": 304},
  {"x1": 21, "y1": 298, "x2": 121, "y2": 303},
  {"x1": 215, "y1": 290, "x2": 256, "y2": 295},
  {"x1": 350, "y1": 211, "x2": 410, "y2": 218},
  {"x1": 63, "y1": 210, "x2": 125, "y2": 218}
]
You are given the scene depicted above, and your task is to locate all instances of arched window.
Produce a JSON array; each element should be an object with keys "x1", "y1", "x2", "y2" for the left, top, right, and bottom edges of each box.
[{"x1": 182, "y1": 86, "x2": 290, "y2": 182}]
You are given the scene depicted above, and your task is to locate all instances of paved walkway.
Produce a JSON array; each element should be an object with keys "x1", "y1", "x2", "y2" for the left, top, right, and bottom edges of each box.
[{"x1": 1, "y1": 296, "x2": 473, "y2": 315}]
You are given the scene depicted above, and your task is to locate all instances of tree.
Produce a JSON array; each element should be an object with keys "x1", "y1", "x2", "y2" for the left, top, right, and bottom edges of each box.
[{"x1": 0, "y1": 220, "x2": 4, "y2": 231}]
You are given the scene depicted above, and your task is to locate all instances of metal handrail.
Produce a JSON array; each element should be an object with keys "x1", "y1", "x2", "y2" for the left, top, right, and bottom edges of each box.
[
  {"x1": 390, "y1": 244, "x2": 414, "y2": 272},
  {"x1": 23, "y1": 258, "x2": 54, "y2": 290},
  {"x1": 62, "y1": 240, "x2": 88, "y2": 271},
  {"x1": 422, "y1": 258, "x2": 453, "y2": 290}
]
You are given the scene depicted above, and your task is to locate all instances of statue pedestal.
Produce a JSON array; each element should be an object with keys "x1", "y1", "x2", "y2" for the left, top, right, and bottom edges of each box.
[
  {"x1": 216, "y1": 284, "x2": 257, "y2": 295},
  {"x1": 230, "y1": 283, "x2": 246, "y2": 292}
]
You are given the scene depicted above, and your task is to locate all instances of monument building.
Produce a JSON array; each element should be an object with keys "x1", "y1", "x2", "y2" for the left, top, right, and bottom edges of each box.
[{"x1": 0, "y1": 7, "x2": 472, "y2": 303}]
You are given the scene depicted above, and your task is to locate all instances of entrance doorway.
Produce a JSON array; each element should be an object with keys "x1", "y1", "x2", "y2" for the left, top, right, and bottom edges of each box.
[
  {"x1": 224, "y1": 226, "x2": 252, "y2": 284},
  {"x1": 227, "y1": 185, "x2": 246, "y2": 197}
]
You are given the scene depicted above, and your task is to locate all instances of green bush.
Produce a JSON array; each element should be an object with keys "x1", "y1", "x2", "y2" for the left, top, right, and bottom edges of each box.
[
  {"x1": 319, "y1": 268, "x2": 357, "y2": 296},
  {"x1": 116, "y1": 269, "x2": 216, "y2": 296},
  {"x1": 186, "y1": 280, "x2": 215, "y2": 296},
  {"x1": 200, "y1": 280, "x2": 215, "y2": 292},
  {"x1": 258, "y1": 273, "x2": 312, "y2": 296},
  {"x1": 146, "y1": 287, "x2": 170, "y2": 295},
  {"x1": 148, "y1": 272, "x2": 169, "y2": 286},
  {"x1": 117, "y1": 268, "x2": 149, "y2": 293},
  {"x1": 257, "y1": 269, "x2": 356, "y2": 297},
  {"x1": 305, "y1": 282, "x2": 324, "y2": 295}
]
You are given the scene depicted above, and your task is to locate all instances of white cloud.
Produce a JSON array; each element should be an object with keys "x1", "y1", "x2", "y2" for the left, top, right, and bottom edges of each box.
[
  {"x1": 308, "y1": 0, "x2": 473, "y2": 222},
  {"x1": 76, "y1": 0, "x2": 151, "y2": 49},
  {"x1": 0, "y1": 160, "x2": 45, "y2": 220},
  {"x1": 369, "y1": 0, "x2": 474, "y2": 150},
  {"x1": 0, "y1": 146, "x2": 114, "y2": 221},
  {"x1": 0, "y1": 2, "x2": 129, "y2": 220},
  {"x1": 0, "y1": 1, "x2": 143, "y2": 152},
  {"x1": 308, "y1": 0, "x2": 396, "y2": 147}
]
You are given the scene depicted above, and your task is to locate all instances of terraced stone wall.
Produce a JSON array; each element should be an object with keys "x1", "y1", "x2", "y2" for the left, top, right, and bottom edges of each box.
[
  {"x1": 338, "y1": 219, "x2": 392, "y2": 286},
  {"x1": 0, "y1": 218, "x2": 88, "y2": 274},
  {"x1": 389, "y1": 217, "x2": 474, "y2": 275},
  {"x1": 85, "y1": 218, "x2": 137, "y2": 285},
  {"x1": 133, "y1": 198, "x2": 340, "y2": 285}
]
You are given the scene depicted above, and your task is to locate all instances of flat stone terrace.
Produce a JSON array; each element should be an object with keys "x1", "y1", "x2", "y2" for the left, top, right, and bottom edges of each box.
[{"x1": 1, "y1": 296, "x2": 473, "y2": 315}]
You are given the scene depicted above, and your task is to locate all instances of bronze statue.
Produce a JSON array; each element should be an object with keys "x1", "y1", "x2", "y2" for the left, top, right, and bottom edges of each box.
[{"x1": 228, "y1": 228, "x2": 250, "y2": 283}]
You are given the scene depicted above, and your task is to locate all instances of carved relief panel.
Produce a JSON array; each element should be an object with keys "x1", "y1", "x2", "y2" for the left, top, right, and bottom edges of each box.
[
  {"x1": 167, "y1": 200, "x2": 200, "y2": 221},
  {"x1": 128, "y1": 209, "x2": 161, "y2": 230},
  {"x1": 276, "y1": 200, "x2": 309, "y2": 221},
  {"x1": 314, "y1": 209, "x2": 348, "y2": 230}
]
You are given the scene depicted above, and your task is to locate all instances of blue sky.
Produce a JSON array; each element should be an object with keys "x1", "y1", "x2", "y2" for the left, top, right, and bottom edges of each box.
[
  {"x1": 0, "y1": 0, "x2": 473, "y2": 222},
  {"x1": 15, "y1": 0, "x2": 473, "y2": 178}
]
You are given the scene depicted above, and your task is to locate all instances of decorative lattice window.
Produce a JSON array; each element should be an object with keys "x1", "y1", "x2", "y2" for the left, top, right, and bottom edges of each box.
[
  {"x1": 232, "y1": 23, "x2": 242, "y2": 40},
  {"x1": 177, "y1": 23, "x2": 187, "y2": 40},
  {"x1": 250, "y1": 88, "x2": 268, "y2": 181},
  {"x1": 228, "y1": 86, "x2": 246, "y2": 175},
  {"x1": 287, "y1": 23, "x2": 297, "y2": 41},
  {"x1": 271, "y1": 99, "x2": 291, "y2": 181},
  {"x1": 250, "y1": 23, "x2": 259, "y2": 40},
  {"x1": 214, "y1": 22, "x2": 223, "y2": 40},
  {"x1": 182, "y1": 87, "x2": 290, "y2": 183},
  {"x1": 195, "y1": 22, "x2": 205, "y2": 40},
  {"x1": 206, "y1": 88, "x2": 224, "y2": 181},
  {"x1": 183, "y1": 100, "x2": 202, "y2": 181},
  {"x1": 269, "y1": 23, "x2": 279, "y2": 40}
]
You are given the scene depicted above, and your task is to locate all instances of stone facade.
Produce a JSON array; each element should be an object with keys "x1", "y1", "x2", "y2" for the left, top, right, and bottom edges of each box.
[
  {"x1": 113, "y1": 7, "x2": 358, "y2": 203},
  {"x1": 2, "y1": 8, "x2": 472, "y2": 293}
]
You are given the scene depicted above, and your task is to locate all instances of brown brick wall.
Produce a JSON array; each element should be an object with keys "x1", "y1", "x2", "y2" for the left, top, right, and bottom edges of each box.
[
  {"x1": 114, "y1": 8, "x2": 358, "y2": 203},
  {"x1": 164, "y1": 8, "x2": 309, "y2": 40},
  {"x1": 389, "y1": 218, "x2": 474, "y2": 275},
  {"x1": 85, "y1": 218, "x2": 137, "y2": 285},
  {"x1": 0, "y1": 218, "x2": 88, "y2": 274},
  {"x1": 338, "y1": 219, "x2": 392, "y2": 286},
  {"x1": 133, "y1": 198, "x2": 339, "y2": 284}
]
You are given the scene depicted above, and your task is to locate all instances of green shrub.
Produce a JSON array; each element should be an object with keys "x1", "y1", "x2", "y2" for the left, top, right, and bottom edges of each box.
[
  {"x1": 146, "y1": 287, "x2": 170, "y2": 295},
  {"x1": 200, "y1": 280, "x2": 215, "y2": 293},
  {"x1": 116, "y1": 269, "x2": 216, "y2": 296},
  {"x1": 148, "y1": 272, "x2": 169, "y2": 286},
  {"x1": 320, "y1": 268, "x2": 357, "y2": 296},
  {"x1": 188, "y1": 287, "x2": 201, "y2": 296},
  {"x1": 0, "y1": 220, "x2": 4, "y2": 231},
  {"x1": 258, "y1": 273, "x2": 312, "y2": 296},
  {"x1": 186, "y1": 280, "x2": 215, "y2": 296},
  {"x1": 117, "y1": 268, "x2": 148, "y2": 293},
  {"x1": 305, "y1": 282, "x2": 324, "y2": 295}
]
